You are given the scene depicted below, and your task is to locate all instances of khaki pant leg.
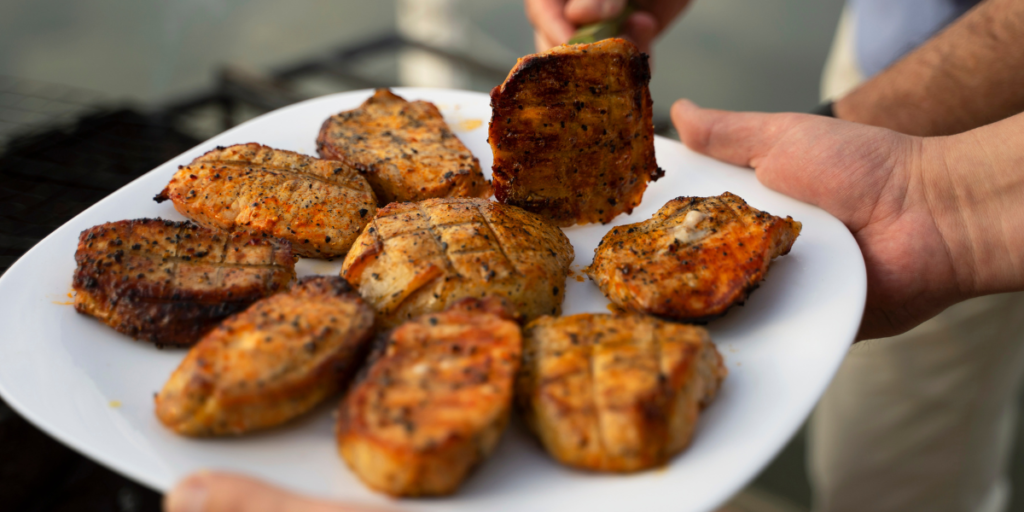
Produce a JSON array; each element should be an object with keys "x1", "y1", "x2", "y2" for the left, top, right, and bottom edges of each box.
[
  {"x1": 814, "y1": 9, "x2": 1024, "y2": 511},
  {"x1": 809, "y1": 292, "x2": 1024, "y2": 512},
  {"x1": 821, "y1": 5, "x2": 865, "y2": 102}
]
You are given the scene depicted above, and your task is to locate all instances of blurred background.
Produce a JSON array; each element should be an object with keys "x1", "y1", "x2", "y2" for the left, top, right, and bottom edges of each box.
[
  {"x1": 6, "y1": 1, "x2": 1015, "y2": 512},
  {"x1": 0, "y1": 0, "x2": 844, "y2": 147}
]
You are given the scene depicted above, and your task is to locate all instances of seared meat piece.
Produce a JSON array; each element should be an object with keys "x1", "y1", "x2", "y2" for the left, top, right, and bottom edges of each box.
[
  {"x1": 340, "y1": 197, "x2": 574, "y2": 329},
  {"x1": 155, "y1": 143, "x2": 377, "y2": 258},
  {"x1": 156, "y1": 276, "x2": 374, "y2": 436},
  {"x1": 517, "y1": 313, "x2": 726, "y2": 472},
  {"x1": 317, "y1": 89, "x2": 490, "y2": 205},
  {"x1": 585, "y1": 192, "x2": 802, "y2": 321},
  {"x1": 73, "y1": 219, "x2": 295, "y2": 347},
  {"x1": 337, "y1": 298, "x2": 522, "y2": 496},
  {"x1": 489, "y1": 38, "x2": 663, "y2": 227}
]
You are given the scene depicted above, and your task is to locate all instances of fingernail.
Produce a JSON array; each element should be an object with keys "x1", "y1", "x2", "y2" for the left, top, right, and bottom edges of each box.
[{"x1": 165, "y1": 476, "x2": 209, "y2": 512}]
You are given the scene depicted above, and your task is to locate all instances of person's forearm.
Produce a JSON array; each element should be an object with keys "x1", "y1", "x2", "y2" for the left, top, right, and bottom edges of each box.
[
  {"x1": 919, "y1": 111, "x2": 1024, "y2": 297},
  {"x1": 835, "y1": 0, "x2": 1024, "y2": 136}
]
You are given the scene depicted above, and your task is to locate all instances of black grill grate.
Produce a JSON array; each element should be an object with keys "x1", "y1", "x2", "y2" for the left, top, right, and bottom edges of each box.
[
  {"x1": 0, "y1": 81, "x2": 200, "y2": 510},
  {"x1": 0, "y1": 108, "x2": 201, "y2": 274}
]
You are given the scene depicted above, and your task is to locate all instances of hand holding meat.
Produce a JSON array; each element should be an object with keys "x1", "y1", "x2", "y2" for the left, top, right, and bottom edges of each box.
[
  {"x1": 490, "y1": 38, "x2": 662, "y2": 226},
  {"x1": 526, "y1": 0, "x2": 694, "y2": 53}
]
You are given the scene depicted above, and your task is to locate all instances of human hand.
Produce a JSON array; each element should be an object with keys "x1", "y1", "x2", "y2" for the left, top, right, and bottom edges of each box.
[
  {"x1": 164, "y1": 472, "x2": 383, "y2": 512},
  {"x1": 671, "y1": 100, "x2": 1024, "y2": 340},
  {"x1": 525, "y1": 0, "x2": 693, "y2": 53}
]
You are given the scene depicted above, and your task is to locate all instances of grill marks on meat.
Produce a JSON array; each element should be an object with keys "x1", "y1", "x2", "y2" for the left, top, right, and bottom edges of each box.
[
  {"x1": 340, "y1": 197, "x2": 574, "y2": 329},
  {"x1": 337, "y1": 298, "x2": 522, "y2": 496},
  {"x1": 585, "y1": 192, "x2": 802, "y2": 321},
  {"x1": 155, "y1": 143, "x2": 377, "y2": 258},
  {"x1": 73, "y1": 219, "x2": 295, "y2": 347},
  {"x1": 517, "y1": 314, "x2": 726, "y2": 472},
  {"x1": 317, "y1": 89, "x2": 490, "y2": 205},
  {"x1": 156, "y1": 276, "x2": 375, "y2": 436},
  {"x1": 489, "y1": 38, "x2": 662, "y2": 227}
]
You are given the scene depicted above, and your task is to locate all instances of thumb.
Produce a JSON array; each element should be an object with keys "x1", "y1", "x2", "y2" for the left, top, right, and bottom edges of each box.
[
  {"x1": 671, "y1": 99, "x2": 804, "y2": 170},
  {"x1": 671, "y1": 98, "x2": 912, "y2": 233},
  {"x1": 164, "y1": 472, "x2": 383, "y2": 512}
]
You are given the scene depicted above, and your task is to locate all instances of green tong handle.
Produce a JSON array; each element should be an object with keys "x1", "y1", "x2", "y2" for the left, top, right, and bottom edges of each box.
[{"x1": 568, "y1": 1, "x2": 638, "y2": 44}]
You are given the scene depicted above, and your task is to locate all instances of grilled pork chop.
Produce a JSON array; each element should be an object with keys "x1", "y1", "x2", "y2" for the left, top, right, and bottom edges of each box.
[
  {"x1": 585, "y1": 192, "x2": 802, "y2": 321},
  {"x1": 155, "y1": 143, "x2": 377, "y2": 258},
  {"x1": 73, "y1": 219, "x2": 295, "y2": 347},
  {"x1": 341, "y1": 197, "x2": 574, "y2": 328},
  {"x1": 156, "y1": 276, "x2": 374, "y2": 436},
  {"x1": 489, "y1": 38, "x2": 663, "y2": 227},
  {"x1": 337, "y1": 297, "x2": 521, "y2": 496},
  {"x1": 317, "y1": 89, "x2": 490, "y2": 205},
  {"x1": 517, "y1": 313, "x2": 726, "y2": 472}
]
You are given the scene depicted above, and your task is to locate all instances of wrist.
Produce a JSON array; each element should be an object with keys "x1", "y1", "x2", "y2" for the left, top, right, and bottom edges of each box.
[
  {"x1": 915, "y1": 136, "x2": 979, "y2": 297},
  {"x1": 917, "y1": 130, "x2": 1024, "y2": 298}
]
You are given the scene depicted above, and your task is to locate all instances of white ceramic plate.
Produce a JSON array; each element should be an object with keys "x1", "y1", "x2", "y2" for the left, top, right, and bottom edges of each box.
[{"x1": 0, "y1": 88, "x2": 864, "y2": 512}]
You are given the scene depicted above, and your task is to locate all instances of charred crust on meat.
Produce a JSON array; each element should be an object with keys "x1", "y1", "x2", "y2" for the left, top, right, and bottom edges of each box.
[
  {"x1": 159, "y1": 144, "x2": 376, "y2": 258},
  {"x1": 583, "y1": 193, "x2": 801, "y2": 321},
  {"x1": 516, "y1": 313, "x2": 725, "y2": 472},
  {"x1": 72, "y1": 218, "x2": 297, "y2": 347},
  {"x1": 294, "y1": 275, "x2": 355, "y2": 296},
  {"x1": 489, "y1": 39, "x2": 659, "y2": 226},
  {"x1": 336, "y1": 297, "x2": 521, "y2": 495},
  {"x1": 155, "y1": 272, "x2": 374, "y2": 436},
  {"x1": 316, "y1": 89, "x2": 489, "y2": 205}
]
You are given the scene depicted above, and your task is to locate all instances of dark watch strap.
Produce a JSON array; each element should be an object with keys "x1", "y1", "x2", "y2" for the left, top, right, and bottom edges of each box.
[{"x1": 812, "y1": 101, "x2": 836, "y2": 118}]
